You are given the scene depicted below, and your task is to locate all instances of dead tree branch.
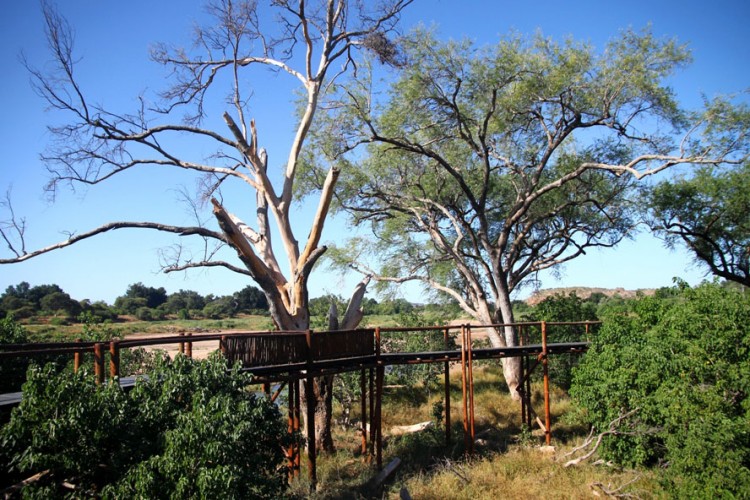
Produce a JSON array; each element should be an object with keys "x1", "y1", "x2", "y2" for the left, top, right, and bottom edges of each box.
[{"x1": 563, "y1": 408, "x2": 644, "y2": 468}]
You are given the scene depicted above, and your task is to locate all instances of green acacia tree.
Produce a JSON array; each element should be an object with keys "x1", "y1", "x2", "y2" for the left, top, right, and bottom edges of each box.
[
  {"x1": 648, "y1": 157, "x2": 750, "y2": 287},
  {"x1": 303, "y1": 28, "x2": 749, "y2": 397}
]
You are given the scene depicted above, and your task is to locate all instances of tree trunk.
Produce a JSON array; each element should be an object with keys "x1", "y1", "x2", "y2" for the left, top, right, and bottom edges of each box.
[
  {"x1": 495, "y1": 289, "x2": 521, "y2": 401},
  {"x1": 312, "y1": 376, "x2": 335, "y2": 452},
  {"x1": 472, "y1": 292, "x2": 521, "y2": 401}
]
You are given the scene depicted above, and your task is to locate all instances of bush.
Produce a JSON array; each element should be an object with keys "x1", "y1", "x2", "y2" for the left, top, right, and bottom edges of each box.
[
  {"x1": 202, "y1": 298, "x2": 235, "y2": 319},
  {"x1": 0, "y1": 317, "x2": 31, "y2": 393},
  {"x1": 1, "y1": 364, "x2": 133, "y2": 491},
  {"x1": 1, "y1": 354, "x2": 290, "y2": 497},
  {"x1": 48, "y1": 317, "x2": 70, "y2": 326},
  {"x1": 570, "y1": 282, "x2": 750, "y2": 496},
  {"x1": 134, "y1": 307, "x2": 165, "y2": 322}
]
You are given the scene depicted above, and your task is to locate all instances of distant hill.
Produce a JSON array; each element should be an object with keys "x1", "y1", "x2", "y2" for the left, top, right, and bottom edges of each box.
[{"x1": 525, "y1": 286, "x2": 656, "y2": 306}]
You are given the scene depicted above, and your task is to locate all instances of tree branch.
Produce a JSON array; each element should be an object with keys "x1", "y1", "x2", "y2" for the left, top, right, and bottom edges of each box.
[{"x1": 0, "y1": 221, "x2": 226, "y2": 264}]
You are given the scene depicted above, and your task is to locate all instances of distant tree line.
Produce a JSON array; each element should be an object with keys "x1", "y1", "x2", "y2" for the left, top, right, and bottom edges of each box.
[
  {"x1": 0, "y1": 281, "x2": 465, "y2": 325},
  {"x1": 0, "y1": 281, "x2": 270, "y2": 323}
]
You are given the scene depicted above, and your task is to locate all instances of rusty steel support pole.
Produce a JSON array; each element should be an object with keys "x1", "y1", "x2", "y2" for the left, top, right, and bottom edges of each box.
[
  {"x1": 525, "y1": 327, "x2": 533, "y2": 429},
  {"x1": 518, "y1": 325, "x2": 529, "y2": 426},
  {"x1": 460, "y1": 325, "x2": 469, "y2": 455},
  {"x1": 520, "y1": 356, "x2": 528, "y2": 425},
  {"x1": 305, "y1": 375, "x2": 317, "y2": 488},
  {"x1": 304, "y1": 330, "x2": 317, "y2": 490},
  {"x1": 94, "y1": 343, "x2": 104, "y2": 385},
  {"x1": 368, "y1": 366, "x2": 375, "y2": 459},
  {"x1": 585, "y1": 322, "x2": 591, "y2": 342},
  {"x1": 541, "y1": 321, "x2": 551, "y2": 446},
  {"x1": 288, "y1": 379, "x2": 296, "y2": 481},
  {"x1": 294, "y1": 378, "x2": 301, "y2": 477},
  {"x1": 374, "y1": 326, "x2": 384, "y2": 469},
  {"x1": 109, "y1": 340, "x2": 120, "y2": 381},
  {"x1": 186, "y1": 333, "x2": 193, "y2": 358},
  {"x1": 370, "y1": 328, "x2": 381, "y2": 459},
  {"x1": 360, "y1": 368, "x2": 367, "y2": 456},
  {"x1": 444, "y1": 327, "x2": 451, "y2": 445},
  {"x1": 178, "y1": 333, "x2": 185, "y2": 355},
  {"x1": 74, "y1": 338, "x2": 82, "y2": 373},
  {"x1": 375, "y1": 363, "x2": 384, "y2": 470},
  {"x1": 467, "y1": 325, "x2": 475, "y2": 455}
]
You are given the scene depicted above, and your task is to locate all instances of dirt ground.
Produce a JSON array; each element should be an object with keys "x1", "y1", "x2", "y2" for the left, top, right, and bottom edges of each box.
[{"x1": 123, "y1": 331, "x2": 227, "y2": 360}]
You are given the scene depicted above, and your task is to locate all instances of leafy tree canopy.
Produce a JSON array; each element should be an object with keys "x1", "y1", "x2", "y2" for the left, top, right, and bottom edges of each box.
[
  {"x1": 305, "y1": 27, "x2": 748, "y2": 328},
  {"x1": 648, "y1": 159, "x2": 750, "y2": 287}
]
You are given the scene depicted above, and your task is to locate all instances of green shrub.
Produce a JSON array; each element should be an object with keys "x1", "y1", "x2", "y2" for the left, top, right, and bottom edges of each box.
[
  {"x1": 571, "y1": 282, "x2": 750, "y2": 496},
  {"x1": 47, "y1": 317, "x2": 70, "y2": 326},
  {"x1": 1, "y1": 354, "x2": 290, "y2": 497},
  {"x1": 0, "y1": 316, "x2": 31, "y2": 393}
]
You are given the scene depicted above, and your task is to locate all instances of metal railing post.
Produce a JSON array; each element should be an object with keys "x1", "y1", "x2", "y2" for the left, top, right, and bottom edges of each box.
[
  {"x1": 109, "y1": 340, "x2": 120, "y2": 381},
  {"x1": 73, "y1": 338, "x2": 82, "y2": 373},
  {"x1": 94, "y1": 343, "x2": 104, "y2": 385},
  {"x1": 444, "y1": 326, "x2": 451, "y2": 445},
  {"x1": 541, "y1": 321, "x2": 551, "y2": 446}
]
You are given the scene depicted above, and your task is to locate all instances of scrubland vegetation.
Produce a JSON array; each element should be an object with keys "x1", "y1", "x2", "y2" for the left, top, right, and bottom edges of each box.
[{"x1": 2, "y1": 280, "x2": 748, "y2": 498}]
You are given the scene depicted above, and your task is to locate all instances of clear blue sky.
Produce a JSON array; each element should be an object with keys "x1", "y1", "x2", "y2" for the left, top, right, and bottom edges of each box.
[{"x1": 1, "y1": 1, "x2": 748, "y2": 304}]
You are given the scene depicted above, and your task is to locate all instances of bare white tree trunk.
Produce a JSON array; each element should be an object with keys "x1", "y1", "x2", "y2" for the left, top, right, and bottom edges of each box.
[{"x1": 495, "y1": 290, "x2": 521, "y2": 401}]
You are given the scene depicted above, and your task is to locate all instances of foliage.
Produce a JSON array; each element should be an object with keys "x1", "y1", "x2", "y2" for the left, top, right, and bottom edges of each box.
[
  {"x1": 79, "y1": 300, "x2": 118, "y2": 323},
  {"x1": 648, "y1": 159, "x2": 750, "y2": 287},
  {"x1": 1, "y1": 364, "x2": 133, "y2": 493},
  {"x1": 570, "y1": 282, "x2": 750, "y2": 496},
  {"x1": 524, "y1": 293, "x2": 599, "y2": 389},
  {"x1": 1, "y1": 282, "x2": 77, "y2": 319},
  {"x1": 114, "y1": 282, "x2": 168, "y2": 314},
  {"x1": 0, "y1": 316, "x2": 31, "y2": 393},
  {"x1": 163, "y1": 289, "x2": 206, "y2": 315},
  {"x1": 1, "y1": 354, "x2": 289, "y2": 498},
  {"x1": 382, "y1": 310, "x2": 456, "y2": 396},
  {"x1": 310, "y1": 27, "x2": 718, "y2": 319},
  {"x1": 232, "y1": 285, "x2": 269, "y2": 313},
  {"x1": 201, "y1": 296, "x2": 235, "y2": 319}
]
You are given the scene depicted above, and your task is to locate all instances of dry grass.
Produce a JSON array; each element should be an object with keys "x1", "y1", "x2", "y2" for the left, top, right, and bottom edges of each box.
[
  {"x1": 23, "y1": 314, "x2": 274, "y2": 341},
  {"x1": 290, "y1": 362, "x2": 666, "y2": 499},
  {"x1": 397, "y1": 449, "x2": 664, "y2": 500}
]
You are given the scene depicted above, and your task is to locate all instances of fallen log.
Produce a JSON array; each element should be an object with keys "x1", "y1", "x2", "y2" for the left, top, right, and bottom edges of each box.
[{"x1": 389, "y1": 421, "x2": 433, "y2": 436}]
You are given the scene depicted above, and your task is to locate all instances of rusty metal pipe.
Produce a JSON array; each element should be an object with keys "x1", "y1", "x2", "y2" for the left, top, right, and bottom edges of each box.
[
  {"x1": 94, "y1": 343, "x2": 104, "y2": 385},
  {"x1": 109, "y1": 340, "x2": 120, "y2": 381},
  {"x1": 304, "y1": 330, "x2": 317, "y2": 490},
  {"x1": 460, "y1": 325, "x2": 469, "y2": 454},
  {"x1": 368, "y1": 366, "x2": 375, "y2": 459},
  {"x1": 375, "y1": 364, "x2": 384, "y2": 470},
  {"x1": 541, "y1": 321, "x2": 551, "y2": 446},
  {"x1": 444, "y1": 327, "x2": 451, "y2": 445},
  {"x1": 73, "y1": 338, "x2": 81, "y2": 373},
  {"x1": 287, "y1": 379, "x2": 295, "y2": 481},
  {"x1": 467, "y1": 325, "x2": 475, "y2": 454},
  {"x1": 360, "y1": 368, "x2": 367, "y2": 455}
]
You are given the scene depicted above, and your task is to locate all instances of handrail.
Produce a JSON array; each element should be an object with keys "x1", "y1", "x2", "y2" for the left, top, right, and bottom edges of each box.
[{"x1": 0, "y1": 321, "x2": 600, "y2": 359}]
